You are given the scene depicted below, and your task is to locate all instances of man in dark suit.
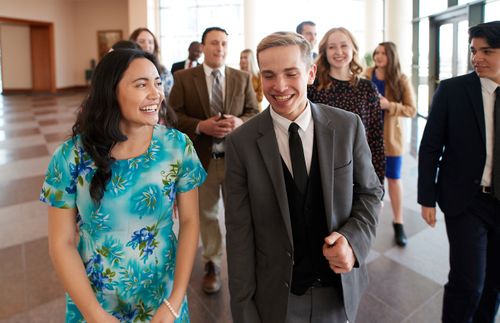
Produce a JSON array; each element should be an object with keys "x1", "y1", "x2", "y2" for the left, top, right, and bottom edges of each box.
[
  {"x1": 170, "y1": 41, "x2": 202, "y2": 74},
  {"x1": 225, "y1": 31, "x2": 382, "y2": 323},
  {"x1": 169, "y1": 27, "x2": 259, "y2": 294},
  {"x1": 418, "y1": 21, "x2": 500, "y2": 323}
]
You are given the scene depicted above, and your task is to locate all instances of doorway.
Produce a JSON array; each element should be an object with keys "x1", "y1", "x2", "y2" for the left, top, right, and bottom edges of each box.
[
  {"x1": 0, "y1": 17, "x2": 55, "y2": 94},
  {"x1": 428, "y1": 9, "x2": 469, "y2": 96}
]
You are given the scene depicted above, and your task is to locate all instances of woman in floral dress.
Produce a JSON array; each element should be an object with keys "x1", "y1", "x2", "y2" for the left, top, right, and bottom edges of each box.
[
  {"x1": 40, "y1": 49, "x2": 206, "y2": 322},
  {"x1": 308, "y1": 27, "x2": 385, "y2": 184}
]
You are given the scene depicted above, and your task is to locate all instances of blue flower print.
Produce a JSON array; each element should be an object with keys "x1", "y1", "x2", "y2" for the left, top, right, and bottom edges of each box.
[
  {"x1": 84, "y1": 253, "x2": 115, "y2": 292},
  {"x1": 126, "y1": 226, "x2": 159, "y2": 263},
  {"x1": 112, "y1": 300, "x2": 139, "y2": 323},
  {"x1": 66, "y1": 146, "x2": 93, "y2": 194}
]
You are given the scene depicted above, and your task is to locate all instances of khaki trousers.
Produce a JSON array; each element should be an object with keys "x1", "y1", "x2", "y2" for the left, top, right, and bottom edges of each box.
[{"x1": 199, "y1": 157, "x2": 225, "y2": 267}]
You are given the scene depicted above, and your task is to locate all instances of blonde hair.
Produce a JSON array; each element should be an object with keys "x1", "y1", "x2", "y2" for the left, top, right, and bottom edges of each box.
[
  {"x1": 256, "y1": 31, "x2": 312, "y2": 68},
  {"x1": 316, "y1": 27, "x2": 363, "y2": 89},
  {"x1": 240, "y1": 49, "x2": 260, "y2": 78}
]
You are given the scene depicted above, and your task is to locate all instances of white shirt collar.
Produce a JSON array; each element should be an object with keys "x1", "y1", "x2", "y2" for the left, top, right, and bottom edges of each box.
[
  {"x1": 203, "y1": 63, "x2": 226, "y2": 78},
  {"x1": 269, "y1": 101, "x2": 312, "y2": 133},
  {"x1": 480, "y1": 77, "x2": 499, "y2": 95}
]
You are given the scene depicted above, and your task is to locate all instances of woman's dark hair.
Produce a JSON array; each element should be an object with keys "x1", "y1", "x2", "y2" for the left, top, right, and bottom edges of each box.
[
  {"x1": 468, "y1": 21, "x2": 500, "y2": 48},
  {"x1": 72, "y1": 49, "x2": 160, "y2": 204},
  {"x1": 111, "y1": 40, "x2": 140, "y2": 51}
]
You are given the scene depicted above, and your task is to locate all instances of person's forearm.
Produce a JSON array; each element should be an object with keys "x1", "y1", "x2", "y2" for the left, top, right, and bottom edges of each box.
[
  {"x1": 168, "y1": 211, "x2": 199, "y2": 309},
  {"x1": 50, "y1": 241, "x2": 105, "y2": 320}
]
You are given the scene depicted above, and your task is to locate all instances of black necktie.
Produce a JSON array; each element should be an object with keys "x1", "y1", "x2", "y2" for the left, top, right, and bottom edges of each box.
[
  {"x1": 493, "y1": 87, "x2": 500, "y2": 199},
  {"x1": 289, "y1": 122, "x2": 308, "y2": 193}
]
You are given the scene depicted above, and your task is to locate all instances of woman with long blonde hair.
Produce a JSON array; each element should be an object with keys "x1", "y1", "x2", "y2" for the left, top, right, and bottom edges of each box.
[
  {"x1": 308, "y1": 27, "x2": 385, "y2": 184},
  {"x1": 239, "y1": 49, "x2": 263, "y2": 111}
]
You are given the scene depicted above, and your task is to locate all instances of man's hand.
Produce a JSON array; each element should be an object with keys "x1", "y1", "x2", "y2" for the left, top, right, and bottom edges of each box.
[
  {"x1": 220, "y1": 114, "x2": 243, "y2": 131},
  {"x1": 198, "y1": 114, "x2": 233, "y2": 138},
  {"x1": 421, "y1": 206, "x2": 437, "y2": 228},
  {"x1": 322, "y1": 232, "x2": 356, "y2": 273}
]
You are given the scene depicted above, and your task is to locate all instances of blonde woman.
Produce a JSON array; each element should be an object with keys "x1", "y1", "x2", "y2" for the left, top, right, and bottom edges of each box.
[
  {"x1": 240, "y1": 49, "x2": 263, "y2": 111},
  {"x1": 308, "y1": 27, "x2": 385, "y2": 184}
]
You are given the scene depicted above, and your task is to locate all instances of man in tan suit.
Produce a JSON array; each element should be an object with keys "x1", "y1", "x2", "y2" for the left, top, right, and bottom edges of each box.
[{"x1": 169, "y1": 26, "x2": 259, "y2": 294}]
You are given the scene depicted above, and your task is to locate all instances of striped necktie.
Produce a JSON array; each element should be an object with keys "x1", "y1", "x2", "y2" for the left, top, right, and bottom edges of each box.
[{"x1": 211, "y1": 69, "x2": 223, "y2": 115}]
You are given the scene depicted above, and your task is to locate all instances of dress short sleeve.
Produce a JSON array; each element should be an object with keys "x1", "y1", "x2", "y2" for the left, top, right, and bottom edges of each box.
[
  {"x1": 39, "y1": 137, "x2": 93, "y2": 209},
  {"x1": 175, "y1": 132, "x2": 207, "y2": 193}
]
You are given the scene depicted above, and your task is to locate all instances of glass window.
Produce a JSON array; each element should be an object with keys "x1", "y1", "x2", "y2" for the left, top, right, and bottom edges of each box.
[
  {"x1": 158, "y1": 0, "x2": 382, "y2": 71},
  {"x1": 457, "y1": 20, "x2": 470, "y2": 75},
  {"x1": 158, "y1": 0, "x2": 243, "y2": 68},
  {"x1": 418, "y1": 18, "x2": 429, "y2": 79},
  {"x1": 485, "y1": 1, "x2": 500, "y2": 21},
  {"x1": 438, "y1": 23, "x2": 453, "y2": 80},
  {"x1": 419, "y1": 0, "x2": 448, "y2": 17}
]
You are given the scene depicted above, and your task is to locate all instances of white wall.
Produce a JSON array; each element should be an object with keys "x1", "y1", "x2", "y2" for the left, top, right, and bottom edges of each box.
[{"x1": 0, "y1": 25, "x2": 31, "y2": 89}]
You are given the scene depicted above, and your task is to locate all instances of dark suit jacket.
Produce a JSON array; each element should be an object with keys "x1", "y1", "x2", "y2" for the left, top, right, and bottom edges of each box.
[
  {"x1": 168, "y1": 64, "x2": 259, "y2": 169},
  {"x1": 224, "y1": 102, "x2": 383, "y2": 323},
  {"x1": 418, "y1": 72, "x2": 486, "y2": 216},
  {"x1": 171, "y1": 60, "x2": 186, "y2": 74}
]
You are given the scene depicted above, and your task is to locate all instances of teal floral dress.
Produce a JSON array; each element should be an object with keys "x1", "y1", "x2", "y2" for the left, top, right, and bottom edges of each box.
[{"x1": 40, "y1": 125, "x2": 206, "y2": 323}]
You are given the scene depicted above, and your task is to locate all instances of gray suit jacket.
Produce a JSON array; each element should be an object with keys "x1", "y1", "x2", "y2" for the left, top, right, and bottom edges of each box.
[
  {"x1": 168, "y1": 64, "x2": 259, "y2": 169},
  {"x1": 224, "y1": 102, "x2": 382, "y2": 323}
]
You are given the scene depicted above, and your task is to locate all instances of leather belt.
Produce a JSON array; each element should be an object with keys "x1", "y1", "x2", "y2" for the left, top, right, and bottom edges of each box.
[
  {"x1": 211, "y1": 152, "x2": 225, "y2": 159},
  {"x1": 480, "y1": 185, "x2": 492, "y2": 194}
]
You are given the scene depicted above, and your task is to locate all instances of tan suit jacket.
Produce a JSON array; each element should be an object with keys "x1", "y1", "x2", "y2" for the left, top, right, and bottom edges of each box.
[
  {"x1": 168, "y1": 64, "x2": 259, "y2": 169},
  {"x1": 225, "y1": 102, "x2": 383, "y2": 323}
]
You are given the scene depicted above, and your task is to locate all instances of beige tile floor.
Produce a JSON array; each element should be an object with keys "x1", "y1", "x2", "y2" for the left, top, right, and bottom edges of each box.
[{"x1": 0, "y1": 92, "x2": 497, "y2": 323}]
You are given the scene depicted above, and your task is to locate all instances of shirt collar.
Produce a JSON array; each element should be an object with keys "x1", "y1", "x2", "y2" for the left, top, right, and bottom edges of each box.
[
  {"x1": 270, "y1": 101, "x2": 312, "y2": 133},
  {"x1": 203, "y1": 63, "x2": 226, "y2": 78},
  {"x1": 480, "y1": 77, "x2": 499, "y2": 95}
]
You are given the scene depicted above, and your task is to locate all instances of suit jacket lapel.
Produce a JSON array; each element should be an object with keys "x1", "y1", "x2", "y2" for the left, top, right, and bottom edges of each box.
[
  {"x1": 224, "y1": 67, "x2": 234, "y2": 115},
  {"x1": 311, "y1": 103, "x2": 335, "y2": 231},
  {"x1": 466, "y1": 72, "x2": 486, "y2": 145},
  {"x1": 256, "y1": 109, "x2": 294, "y2": 246},
  {"x1": 192, "y1": 66, "x2": 212, "y2": 118}
]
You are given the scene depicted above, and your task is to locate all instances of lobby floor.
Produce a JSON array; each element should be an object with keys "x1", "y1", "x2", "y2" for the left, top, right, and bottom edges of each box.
[{"x1": 0, "y1": 92, "x2": 497, "y2": 323}]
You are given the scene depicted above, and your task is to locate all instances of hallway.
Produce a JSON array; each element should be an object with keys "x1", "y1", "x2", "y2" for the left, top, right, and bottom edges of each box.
[{"x1": 0, "y1": 92, "x2": 496, "y2": 323}]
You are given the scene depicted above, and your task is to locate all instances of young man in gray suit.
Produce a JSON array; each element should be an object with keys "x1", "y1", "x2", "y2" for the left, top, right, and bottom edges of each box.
[{"x1": 224, "y1": 31, "x2": 382, "y2": 323}]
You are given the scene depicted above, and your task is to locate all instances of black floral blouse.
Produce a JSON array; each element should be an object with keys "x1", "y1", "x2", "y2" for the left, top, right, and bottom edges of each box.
[{"x1": 308, "y1": 76, "x2": 385, "y2": 184}]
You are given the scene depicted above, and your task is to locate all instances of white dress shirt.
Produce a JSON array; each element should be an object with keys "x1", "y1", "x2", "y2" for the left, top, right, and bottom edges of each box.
[
  {"x1": 269, "y1": 102, "x2": 314, "y2": 176},
  {"x1": 480, "y1": 77, "x2": 500, "y2": 187}
]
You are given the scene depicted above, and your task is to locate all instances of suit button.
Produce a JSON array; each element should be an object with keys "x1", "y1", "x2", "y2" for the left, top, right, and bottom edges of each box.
[
  {"x1": 284, "y1": 282, "x2": 289, "y2": 288},
  {"x1": 287, "y1": 251, "x2": 292, "y2": 258}
]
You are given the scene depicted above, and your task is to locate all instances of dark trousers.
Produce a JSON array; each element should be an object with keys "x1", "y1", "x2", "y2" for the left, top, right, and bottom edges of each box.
[{"x1": 443, "y1": 192, "x2": 500, "y2": 323}]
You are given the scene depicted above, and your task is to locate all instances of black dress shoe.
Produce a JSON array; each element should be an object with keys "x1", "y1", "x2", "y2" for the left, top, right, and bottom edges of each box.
[{"x1": 393, "y1": 222, "x2": 408, "y2": 247}]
